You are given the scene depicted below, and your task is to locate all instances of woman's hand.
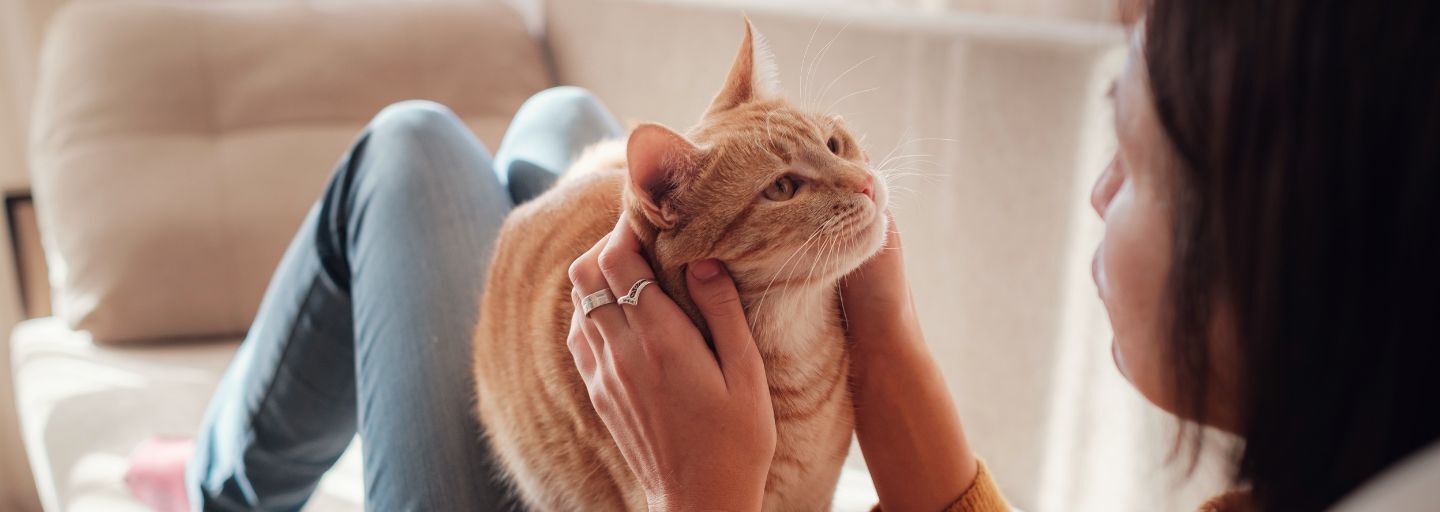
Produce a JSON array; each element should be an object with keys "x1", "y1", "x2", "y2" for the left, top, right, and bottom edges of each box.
[
  {"x1": 841, "y1": 216, "x2": 980, "y2": 511},
  {"x1": 841, "y1": 213, "x2": 924, "y2": 350},
  {"x1": 567, "y1": 213, "x2": 775, "y2": 512}
]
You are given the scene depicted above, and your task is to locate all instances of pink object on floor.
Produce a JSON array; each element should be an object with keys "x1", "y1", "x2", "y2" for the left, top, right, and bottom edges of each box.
[{"x1": 125, "y1": 436, "x2": 195, "y2": 512}]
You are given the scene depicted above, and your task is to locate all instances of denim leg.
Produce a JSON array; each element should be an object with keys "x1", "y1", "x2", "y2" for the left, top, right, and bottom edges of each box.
[
  {"x1": 188, "y1": 100, "x2": 517, "y2": 511},
  {"x1": 493, "y1": 86, "x2": 625, "y2": 204}
]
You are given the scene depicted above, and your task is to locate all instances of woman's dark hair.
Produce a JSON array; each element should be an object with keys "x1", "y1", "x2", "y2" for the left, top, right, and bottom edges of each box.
[{"x1": 1144, "y1": 1, "x2": 1440, "y2": 510}]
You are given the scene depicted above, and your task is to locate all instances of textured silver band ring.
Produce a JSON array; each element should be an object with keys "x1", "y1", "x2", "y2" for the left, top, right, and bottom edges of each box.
[
  {"x1": 618, "y1": 279, "x2": 656, "y2": 306},
  {"x1": 581, "y1": 289, "x2": 616, "y2": 316}
]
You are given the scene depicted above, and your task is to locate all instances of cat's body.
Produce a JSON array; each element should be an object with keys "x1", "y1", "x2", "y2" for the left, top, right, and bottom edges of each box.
[
  {"x1": 474, "y1": 142, "x2": 854, "y2": 511},
  {"x1": 474, "y1": 19, "x2": 885, "y2": 511}
]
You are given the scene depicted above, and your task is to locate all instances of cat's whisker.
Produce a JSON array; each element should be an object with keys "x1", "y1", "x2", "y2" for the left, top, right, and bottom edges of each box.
[
  {"x1": 803, "y1": 224, "x2": 839, "y2": 289},
  {"x1": 887, "y1": 187, "x2": 921, "y2": 201},
  {"x1": 875, "y1": 136, "x2": 958, "y2": 169},
  {"x1": 877, "y1": 163, "x2": 942, "y2": 175},
  {"x1": 749, "y1": 214, "x2": 847, "y2": 331},
  {"x1": 817, "y1": 56, "x2": 874, "y2": 111},
  {"x1": 875, "y1": 162, "x2": 938, "y2": 179},
  {"x1": 875, "y1": 168, "x2": 944, "y2": 181},
  {"x1": 874, "y1": 128, "x2": 914, "y2": 172},
  {"x1": 875, "y1": 152, "x2": 935, "y2": 171},
  {"x1": 878, "y1": 153, "x2": 937, "y2": 164},
  {"x1": 798, "y1": 15, "x2": 827, "y2": 110},
  {"x1": 893, "y1": 137, "x2": 960, "y2": 145},
  {"x1": 806, "y1": 22, "x2": 852, "y2": 110},
  {"x1": 825, "y1": 86, "x2": 879, "y2": 114},
  {"x1": 881, "y1": 158, "x2": 938, "y2": 168}
]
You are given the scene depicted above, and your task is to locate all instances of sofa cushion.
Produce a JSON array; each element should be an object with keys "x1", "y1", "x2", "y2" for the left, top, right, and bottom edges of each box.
[
  {"x1": 9, "y1": 317, "x2": 363, "y2": 511},
  {"x1": 29, "y1": 0, "x2": 551, "y2": 344}
]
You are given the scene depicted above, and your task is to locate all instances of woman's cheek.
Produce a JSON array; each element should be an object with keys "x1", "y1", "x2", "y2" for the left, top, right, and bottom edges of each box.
[{"x1": 1098, "y1": 184, "x2": 1177, "y2": 414}]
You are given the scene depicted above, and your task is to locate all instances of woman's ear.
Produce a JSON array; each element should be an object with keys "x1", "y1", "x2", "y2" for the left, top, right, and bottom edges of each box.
[
  {"x1": 704, "y1": 16, "x2": 781, "y2": 116},
  {"x1": 627, "y1": 123, "x2": 700, "y2": 229}
]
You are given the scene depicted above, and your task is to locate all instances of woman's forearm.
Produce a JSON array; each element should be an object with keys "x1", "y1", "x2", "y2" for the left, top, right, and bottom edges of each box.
[{"x1": 851, "y1": 324, "x2": 978, "y2": 512}]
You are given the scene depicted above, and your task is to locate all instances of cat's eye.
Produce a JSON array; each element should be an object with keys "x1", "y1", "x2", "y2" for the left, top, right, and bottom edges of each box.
[
  {"x1": 826, "y1": 136, "x2": 842, "y2": 155},
  {"x1": 763, "y1": 176, "x2": 800, "y2": 201}
]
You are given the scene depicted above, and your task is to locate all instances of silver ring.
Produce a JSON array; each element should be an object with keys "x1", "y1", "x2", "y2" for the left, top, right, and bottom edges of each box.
[
  {"x1": 581, "y1": 289, "x2": 616, "y2": 316},
  {"x1": 618, "y1": 279, "x2": 656, "y2": 306}
]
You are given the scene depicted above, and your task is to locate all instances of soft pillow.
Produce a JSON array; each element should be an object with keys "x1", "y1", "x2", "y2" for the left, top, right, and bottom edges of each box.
[{"x1": 29, "y1": 0, "x2": 551, "y2": 344}]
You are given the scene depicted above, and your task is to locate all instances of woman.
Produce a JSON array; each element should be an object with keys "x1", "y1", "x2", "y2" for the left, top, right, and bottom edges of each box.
[{"x1": 129, "y1": 1, "x2": 1440, "y2": 511}]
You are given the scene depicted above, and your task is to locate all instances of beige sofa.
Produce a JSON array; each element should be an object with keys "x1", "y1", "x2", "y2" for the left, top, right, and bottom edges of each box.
[{"x1": 14, "y1": 0, "x2": 1440, "y2": 511}]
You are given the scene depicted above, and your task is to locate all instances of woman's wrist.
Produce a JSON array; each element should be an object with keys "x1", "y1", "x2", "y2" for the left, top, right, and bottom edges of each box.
[
  {"x1": 849, "y1": 323, "x2": 977, "y2": 511},
  {"x1": 849, "y1": 306, "x2": 928, "y2": 364},
  {"x1": 646, "y1": 481, "x2": 765, "y2": 512}
]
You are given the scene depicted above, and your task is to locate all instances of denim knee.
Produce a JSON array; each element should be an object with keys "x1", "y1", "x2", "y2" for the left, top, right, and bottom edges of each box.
[
  {"x1": 369, "y1": 100, "x2": 471, "y2": 149},
  {"x1": 522, "y1": 86, "x2": 613, "y2": 127},
  {"x1": 359, "y1": 100, "x2": 490, "y2": 193}
]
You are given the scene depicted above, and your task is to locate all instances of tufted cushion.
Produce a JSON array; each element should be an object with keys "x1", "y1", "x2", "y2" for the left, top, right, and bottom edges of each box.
[{"x1": 29, "y1": 0, "x2": 551, "y2": 344}]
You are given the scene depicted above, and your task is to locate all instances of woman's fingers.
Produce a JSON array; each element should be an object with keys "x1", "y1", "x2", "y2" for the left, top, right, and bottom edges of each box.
[
  {"x1": 686, "y1": 259, "x2": 767, "y2": 391},
  {"x1": 597, "y1": 213, "x2": 689, "y2": 329},
  {"x1": 567, "y1": 303, "x2": 597, "y2": 378},
  {"x1": 569, "y1": 234, "x2": 629, "y2": 337}
]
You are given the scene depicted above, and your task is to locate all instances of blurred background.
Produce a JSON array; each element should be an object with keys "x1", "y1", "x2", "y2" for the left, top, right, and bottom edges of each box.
[{"x1": 0, "y1": 0, "x2": 1229, "y2": 510}]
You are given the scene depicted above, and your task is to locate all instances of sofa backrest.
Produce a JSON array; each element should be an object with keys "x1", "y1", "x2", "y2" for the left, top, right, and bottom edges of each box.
[{"x1": 29, "y1": 0, "x2": 551, "y2": 344}]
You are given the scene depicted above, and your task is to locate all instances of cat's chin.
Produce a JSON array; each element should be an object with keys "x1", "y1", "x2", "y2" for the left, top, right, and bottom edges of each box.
[
  {"x1": 822, "y1": 209, "x2": 890, "y2": 283},
  {"x1": 847, "y1": 209, "x2": 890, "y2": 269}
]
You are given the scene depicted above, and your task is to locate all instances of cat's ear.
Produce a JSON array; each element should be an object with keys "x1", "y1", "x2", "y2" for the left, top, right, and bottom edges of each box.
[
  {"x1": 627, "y1": 123, "x2": 700, "y2": 229},
  {"x1": 705, "y1": 16, "x2": 781, "y2": 116}
]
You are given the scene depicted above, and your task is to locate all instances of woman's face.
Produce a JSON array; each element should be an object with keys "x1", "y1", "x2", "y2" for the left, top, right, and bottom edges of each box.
[{"x1": 1091, "y1": 35, "x2": 1184, "y2": 416}]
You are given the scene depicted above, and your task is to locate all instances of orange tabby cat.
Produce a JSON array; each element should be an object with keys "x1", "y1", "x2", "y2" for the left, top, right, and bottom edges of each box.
[{"x1": 474, "y1": 19, "x2": 889, "y2": 511}]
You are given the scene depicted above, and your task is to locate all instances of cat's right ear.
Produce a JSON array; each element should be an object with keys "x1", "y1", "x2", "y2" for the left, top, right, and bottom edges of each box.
[{"x1": 626, "y1": 123, "x2": 700, "y2": 229}]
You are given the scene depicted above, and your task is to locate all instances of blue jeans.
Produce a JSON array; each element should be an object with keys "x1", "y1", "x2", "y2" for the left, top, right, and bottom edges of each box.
[{"x1": 187, "y1": 87, "x2": 624, "y2": 511}]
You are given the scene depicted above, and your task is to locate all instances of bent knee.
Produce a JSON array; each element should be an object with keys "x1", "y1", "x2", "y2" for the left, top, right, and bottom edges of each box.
[
  {"x1": 359, "y1": 100, "x2": 489, "y2": 193},
  {"x1": 524, "y1": 86, "x2": 611, "y2": 124},
  {"x1": 369, "y1": 100, "x2": 468, "y2": 144}
]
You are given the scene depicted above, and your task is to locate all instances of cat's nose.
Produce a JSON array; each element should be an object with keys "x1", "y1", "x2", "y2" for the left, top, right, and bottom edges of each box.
[{"x1": 854, "y1": 175, "x2": 875, "y2": 202}]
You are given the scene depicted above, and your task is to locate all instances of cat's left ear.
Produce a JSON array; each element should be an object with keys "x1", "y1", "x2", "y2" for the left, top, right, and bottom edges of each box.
[
  {"x1": 705, "y1": 16, "x2": 781, "y2": 116},
  {"x1": 627, "y1": 123, "x2": 700, "y2": 229}
]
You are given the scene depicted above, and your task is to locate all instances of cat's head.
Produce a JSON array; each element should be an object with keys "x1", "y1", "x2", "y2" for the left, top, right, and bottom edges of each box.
[{"x1": 624, "y1": 18, "x2": 889, "y2": 295}]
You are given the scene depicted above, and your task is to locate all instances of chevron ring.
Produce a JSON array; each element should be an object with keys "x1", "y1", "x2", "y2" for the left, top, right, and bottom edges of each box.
[{"x1": 618, "y1": 279, "x2": 656, "y2": 306}]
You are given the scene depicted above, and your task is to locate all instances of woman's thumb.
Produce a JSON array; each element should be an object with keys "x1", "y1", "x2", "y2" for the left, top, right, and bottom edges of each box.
[{"x1": 687, "y1": 259, "x2": 765, "y2": 386}]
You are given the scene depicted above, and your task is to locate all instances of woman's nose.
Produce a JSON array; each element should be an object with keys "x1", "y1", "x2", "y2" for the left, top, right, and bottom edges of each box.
[{"x1": 1090, "y1": 157, "x2": 1123, "y2": 218}]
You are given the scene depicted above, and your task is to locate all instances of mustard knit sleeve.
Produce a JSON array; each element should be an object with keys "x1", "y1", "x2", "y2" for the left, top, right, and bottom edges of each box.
[{"x1": 870, "y1": 459, "x2": 1010, "y2": 512}]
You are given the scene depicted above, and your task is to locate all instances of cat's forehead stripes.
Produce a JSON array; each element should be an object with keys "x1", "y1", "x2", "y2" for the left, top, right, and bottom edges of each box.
[{"x1": 698, "y1": 105, "x2": 828, "y2": 149}]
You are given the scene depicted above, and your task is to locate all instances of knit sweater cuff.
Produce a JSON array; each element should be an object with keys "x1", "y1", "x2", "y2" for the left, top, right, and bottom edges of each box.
[
  {"x1": 944, "y1": 459, "x2": 1009, "y2": 512},
  {"x1": 869, "y1": 459, "x2": 1010, "y2": 512}
]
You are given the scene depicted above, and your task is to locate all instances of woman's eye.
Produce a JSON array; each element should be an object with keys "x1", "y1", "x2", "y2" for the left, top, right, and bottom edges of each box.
[
  {"x1": 826, "y1": 136, "x2": 841, "y2": 155},
  {"x1": 763, "y1": 176, "x2": 799, "y2": 201}
]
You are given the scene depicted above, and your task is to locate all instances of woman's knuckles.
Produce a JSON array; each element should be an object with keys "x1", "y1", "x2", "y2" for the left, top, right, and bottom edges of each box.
[
  {"x1": 567, "y1": 257, "x2": 594, "y2": 286},
  {"x1": 596, "y1": 248, "x2": 635, "y2": 278}
]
